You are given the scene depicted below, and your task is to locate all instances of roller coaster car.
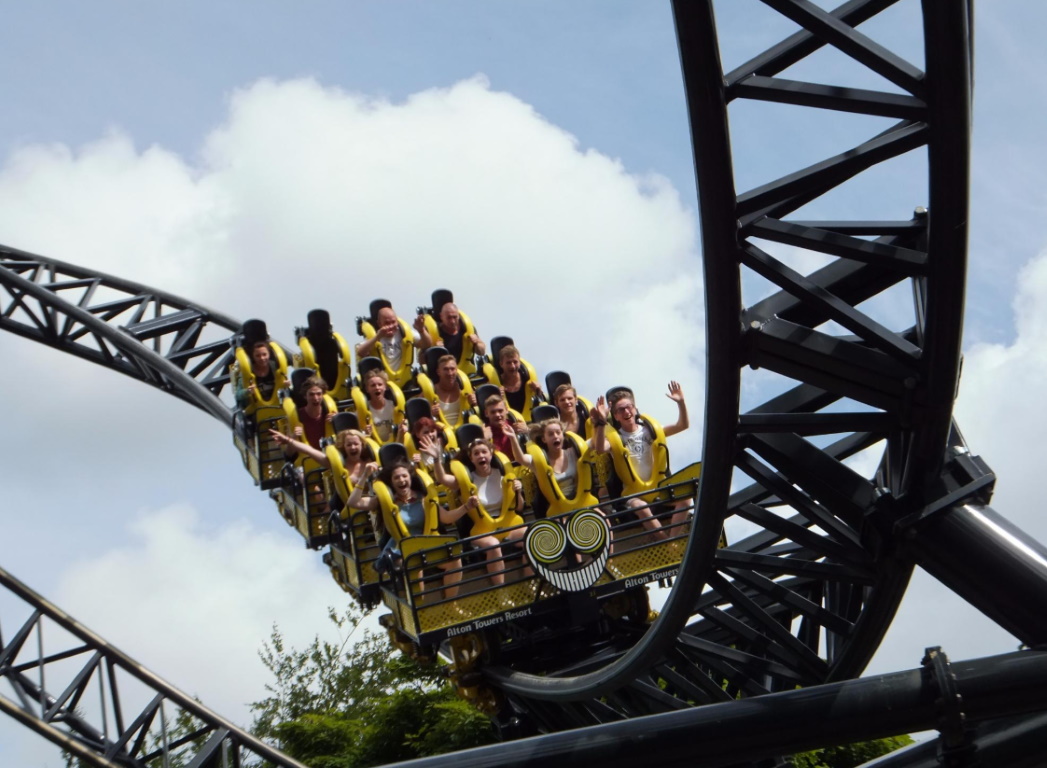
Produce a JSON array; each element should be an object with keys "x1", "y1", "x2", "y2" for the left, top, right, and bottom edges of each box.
[
  {"x1": 323, "y1": 413, "x2": 384, "y2": 607},
  {"x1": 267, "y1": 368, "x2": 341, "y2": 548},
  {"x1": 383, "y1": 463, "x2": 709, "y2": 661},
  {"x1": 349, "y1": 356, "x2": 406, "y2": 445},
  {"x1": 293, "y1": 309, "x2": 352, "y2": 402},
  {"x1": 481, "y1": 336, "x2": 542, "y2": 422},
  {"x1": 527, "y1": 430, "x2": 600, "y2": 518},
  {"x1": 271, "y1": 454, "x2": 336, "y2": 550},
  {"x1": 602, "y1": 386, "x2": 671, "y2": 500},
  {"x1": 230, "y1": 319, "x2": 291, "y2": 489},
  {"x1": 416, "y1": 346, "x2": 479, "y2": 429},
  {"x1": 355, "y1": 299, "x2": 417, "y2": 389},
  {"x1": 417, "y1": 289, "x2": 482, "y2": 376}
]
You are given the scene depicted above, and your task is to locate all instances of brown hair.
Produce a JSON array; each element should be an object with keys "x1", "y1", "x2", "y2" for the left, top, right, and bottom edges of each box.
[
  {"x1": 498, "y1": 345, "x2": 520, "y2": 363},
  {"x1": 301, "y1": 374, "x2": 328, "y2": 395},
  {"x1": 552, "y1": 383, "x2": 576, "y2": 405},
  {"x1": 528, "y1": 418, "x2": 564, "y2": 445}
]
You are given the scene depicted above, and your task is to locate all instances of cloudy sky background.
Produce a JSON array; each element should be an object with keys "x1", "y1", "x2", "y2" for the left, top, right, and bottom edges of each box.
[{"x1": 2, "y1": 1, "x2": 1046, "y2": 763}]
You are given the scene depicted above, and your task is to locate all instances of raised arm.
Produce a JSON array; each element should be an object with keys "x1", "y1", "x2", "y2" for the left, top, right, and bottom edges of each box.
[
  {"x1": 345, "y1": 462, "x2": 380, "y2": 511},
  {"x1": 663, "y1": 380, "x2": 690, "y2": 437},
  {"x1": 420, "y1": 434, "x2": 458, "y2": 490},
  {"x1": 268, "y1": 430, "x2": 331, "y2": 467},
  {"x1": 505, "y1": 429, "x2": 533, "y2": 467},
  {"x1": 414, "y1": 313, "x2": 434, "y2": 350},
  {"x1": 590, "y1": 396, "x2": 611, "y2": 453}
]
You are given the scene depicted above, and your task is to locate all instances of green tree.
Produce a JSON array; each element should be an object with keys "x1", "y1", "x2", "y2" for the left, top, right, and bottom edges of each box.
[
  {"x1": 790, "y1": 734, "x2": 915, "y2": 768},
  {"x1": 250, "y1": 606, "x2": 495, "y2": 768}
]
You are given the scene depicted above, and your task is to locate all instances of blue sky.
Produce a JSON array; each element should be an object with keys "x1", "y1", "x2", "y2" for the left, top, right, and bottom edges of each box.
[{"x1": 3, "y1": 2, "x2": 1047, "y2": 764}]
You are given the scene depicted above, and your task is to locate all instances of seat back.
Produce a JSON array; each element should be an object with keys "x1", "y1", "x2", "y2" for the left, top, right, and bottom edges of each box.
[
  {"x1": 405, "y1": 397, "x2": 432, "y2": 427},
  {"x1": 331, "y1": 411, "x2": 359, "y2": 433},
  {"x1": 378, "y1": 442, "x2": 409, "y2": 468},
  {"x1": 455, "y1": 422, "x2": 485, "y2": 451},
  {"x1": 487, "y1": 336, "x2": 514, "y2": 376},
  {"x1": 474, "y1": 383, "x2": 501, "y2": 413},
  {"x1": 545, "y1": 370, "x2": 572, "y2": 395},
  {"x1": 289, "y1": 368, "x2": 317, "y2": 408},
  {"x1": 531, "y1": 404, "x2": 560, "y2": 423},
  {"x1": 423, "y1": 345, "x2": 451, "y2": 377}
]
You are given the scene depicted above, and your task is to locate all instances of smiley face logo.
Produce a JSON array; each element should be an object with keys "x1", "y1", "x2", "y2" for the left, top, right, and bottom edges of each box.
[{"x1": 525, "y1": 510, "x2": 611, "y2": 591}]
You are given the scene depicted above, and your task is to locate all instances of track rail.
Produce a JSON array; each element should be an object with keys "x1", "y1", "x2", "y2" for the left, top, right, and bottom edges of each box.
[
  {"x1": 487, "y1": 0, "x2": 980, "y2": 724},
  {"x1": 0, "y1": 245, "x2": 239, "y2": 425},
  {"x1": 0, "y1": 566, "x2": 308, "y2": 768}
]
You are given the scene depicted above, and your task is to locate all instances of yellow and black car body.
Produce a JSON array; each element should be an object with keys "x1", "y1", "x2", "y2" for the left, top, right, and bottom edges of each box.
[
  {"x1": 527, "y1": 432, "x2": 599, "y2": 517},
  {"x1": 448, "y1": 451, "x2": 525, "y2": 538},
  {"x1": 324, "y1": 435, "x2": 384, "y2": 608},
  {"x1": 604, "y1": 414, "x2": 671, "y2": 501},
  {"x1": 294, "y1": 309, "x2": 353, "y2": 402},
  {"x1": 230, "y1": 321, "x2": 292, "y2": 489},
  {"x1": 420, "y1": 288, "x2": 481, "y2": 376},
  {"x1": 348, "y1": 381, "x2": 406, "y2": 445},
  {"x1": 417, "y1": 365, "x2": 477, "y2": 429},
  {"x1": 356, "y1": 304, "x2": 416, "y2": 389}
]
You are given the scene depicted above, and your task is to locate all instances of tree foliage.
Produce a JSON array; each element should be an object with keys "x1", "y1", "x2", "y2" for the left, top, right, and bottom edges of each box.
[
  {"x1": 789, "y1": 734, "x2": 915, "y2": 768},
  {"x1": 250, "y1": 606, "x2": 495, "y2": 767}
]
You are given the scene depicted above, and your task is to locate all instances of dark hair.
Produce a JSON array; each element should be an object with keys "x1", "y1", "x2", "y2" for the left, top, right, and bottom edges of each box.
[
  {"x1": 381, "y1": 460, "x2": 426, "y2": 498},
  {"x1": 457, "y1": 438, "x2": 495, "y2": 471}
]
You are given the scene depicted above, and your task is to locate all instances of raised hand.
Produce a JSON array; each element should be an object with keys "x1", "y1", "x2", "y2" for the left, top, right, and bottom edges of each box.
[
  {"x1": 666, "y1": 380, "x2": 685, "y2": 403},
  {"x1": 418, "y1": 433, "x2": 441, "y2": 459},
  {"x1": 591, "y1": 395, "x2": 610, "y2": 426}
]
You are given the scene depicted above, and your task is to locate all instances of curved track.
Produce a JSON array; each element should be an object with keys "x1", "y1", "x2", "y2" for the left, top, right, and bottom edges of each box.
[
  {"x1": 485, "y1": 0, "x2": 977, "y2": 728},
  {"x1": 0, "y1": 0, "x2": 997, "y2": 744}
]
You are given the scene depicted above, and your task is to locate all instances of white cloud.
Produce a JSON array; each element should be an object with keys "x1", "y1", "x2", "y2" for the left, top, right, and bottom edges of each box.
[
  {"x1": 0, "y1": 73, "x2": 705, "y2": 760},
  {"x1": 954, "y1": 251, "x2": 1047, "y2": 545},
  {"x1": 865, "y1": 249, "x2": 1047, "y2": 676},
  {"x1": 0, "y1": 75, "x2": 704, "y2": 424},
  {"x1": 53, "y1": 504, "x2": 344, "y2": 723}
]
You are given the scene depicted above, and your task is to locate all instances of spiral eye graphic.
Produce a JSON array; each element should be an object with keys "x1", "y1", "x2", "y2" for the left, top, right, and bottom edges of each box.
[
  {"x1": 568, "y1": 511, "x2": 607, "y2": 554},
  {"x1": 526, "y1": 520, "x2": 567, "y2": 565},
  {"x1": 525, "y1": 511, "x2": 612, "y2": 592}
]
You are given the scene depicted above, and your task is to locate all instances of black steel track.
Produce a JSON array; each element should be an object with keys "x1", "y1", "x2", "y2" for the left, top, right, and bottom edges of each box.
[
  {"x1": 487, "y1": 0, "x2": 982, "y2": 723},
  {"x1": 0, "y1": 244, "x2": 240, "y2": 426},
  {"x1": 0, "y1": 566, "x2": 309, "y2": 768}
]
